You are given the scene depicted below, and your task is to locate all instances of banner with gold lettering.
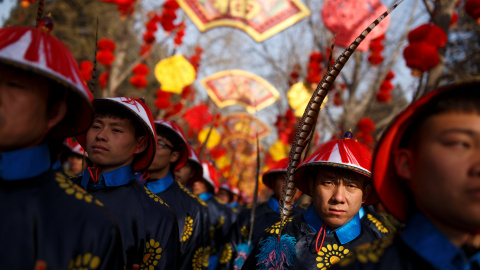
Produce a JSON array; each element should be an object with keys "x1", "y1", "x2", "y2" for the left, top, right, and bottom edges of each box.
[
  {"x1": 177, "y1": 0, "x2": 310, "y2": 42},
  {"x1": 201, "y1": 69, "x2": 280, "y2": 113}
]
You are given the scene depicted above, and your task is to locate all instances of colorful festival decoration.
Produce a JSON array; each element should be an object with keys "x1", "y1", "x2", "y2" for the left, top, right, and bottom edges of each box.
[
  {"x1": 176, "y1": 0, "x2": 310, "y2": 42},
  {"x1": 322, "y1": 0, "x2": 391, "y2": 52},
  {"x1": 288, "y1": 82, "x2": 312, "y2": 117},
  {"x1": 201, "y1": 70, "x2": 280, "y2": 114},
  {"x1": 221, "y1": 113, "x2": 270, "y2": 142},
  {"x1": 154, "y1": 55, "x2": 196, "y2": 94}
]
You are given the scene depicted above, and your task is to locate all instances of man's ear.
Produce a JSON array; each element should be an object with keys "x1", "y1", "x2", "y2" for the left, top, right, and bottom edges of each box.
[
  {"x1": 362, "y1": 183, "x2": 371, "y2": 204},
  {"x1": 46, "y1": 100, "x2": 67, "y2": 131},
  {"x1": 169, "y1": 150, "x2": 180, "y2": 163},
  {"x1": 134, "y1": 136, "x2": 148, "y2": 154},
  {"x1": 394, "y1": 149, "x2": 413, "y2": 181}
]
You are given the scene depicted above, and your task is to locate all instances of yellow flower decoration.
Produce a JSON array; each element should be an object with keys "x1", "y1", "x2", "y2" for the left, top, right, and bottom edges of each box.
[
  {"x1": 55, "y1": 173, "x2": 103, "y2": 207},
  {"x1": 241, "y1": 226, "x2": 249, "y2": 240},
  {"x1": 140, "y1": 239, "x2": 162, "y2": 270},
  {"x1": 316, "y1": 244, "x2": 349, "y2": 269},
  {"x1": 203, "y1": 246, "x2": 211, "y2": 268},
  {"x1": 143, "y1": 186, "x2": 167, "y2": 206},
  {"x1": 178, "y1": 182, "x2": 207, "y2": 207},
  {"x1": 219, "y1": 243, "x2": 233, "y2": 264},
  {"x1": 192, "y1": 247, "x2": 204, "y2": 270},
  {"x1": 181, "y1": 216, "x2": 194, "y2": 242},
  {"x1": 68, "y1": 253, "x2": 101, "y2": 269},
  {"x1": 367, "y1": 214, "x2": 389, "y2": 234},
  {"x1": 265, "y1": 218, "x2": 293, "y2": 234},
  {"x1": 216, "y1": 216, "x2": 225, "y2": 230}
]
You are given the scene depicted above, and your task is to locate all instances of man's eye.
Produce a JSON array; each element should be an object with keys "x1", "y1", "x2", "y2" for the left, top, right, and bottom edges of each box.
[
  {"x1": 112, "y1": 129, "x2": 122, "y2": 133},
  {"x1": 443, "y1": 141, "x2": 470, "y2": 148},
  {"x1": 91, "y1": 125, "x2": 100, "y2": 129}
]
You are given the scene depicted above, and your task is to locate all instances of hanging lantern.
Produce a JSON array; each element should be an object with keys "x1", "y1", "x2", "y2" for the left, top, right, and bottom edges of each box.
[
  {"x1": 465, "y1": 0, "x2": 480, "y2": 23},
  {"x1": 154, "y1": 55, "x2": 196, "y2": 94},
  {"x1": 403, "y1": 42, "x2": 440, "y2": 73},
  {"x1": 407, "y1": 24, "x2": 447, "y2": 49}
]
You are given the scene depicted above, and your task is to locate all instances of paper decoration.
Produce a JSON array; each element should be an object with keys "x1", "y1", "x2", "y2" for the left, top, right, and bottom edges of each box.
[{"x1": 154, "y1": 55, "x2": 196, "y2": 94}]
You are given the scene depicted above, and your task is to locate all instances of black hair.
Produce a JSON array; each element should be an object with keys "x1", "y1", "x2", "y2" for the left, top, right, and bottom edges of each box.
[
  {"x1": 400, "y1": 83, "x2": 480, "y2": 149},
  {"x1": 311, "y1": 166, "x2": 370, "y2": 191},
  {"x1": 93, "y1": 101, "x2": 146, "y2": 138}
]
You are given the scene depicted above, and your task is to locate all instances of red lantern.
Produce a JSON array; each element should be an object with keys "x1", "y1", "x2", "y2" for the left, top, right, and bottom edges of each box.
[
  {"x1": 357, "y1": 117, "x2": 375, "y2": 133},
  {"x1": 403, "y1": 42, "x2": 440, "y2": 73},
  {"x1": 465, "y1": 0, "x2": 480, "y2": 22},
  {"x1": 132, "y1": 63, "x2": 150, "y2": 75},
  {"x1": 129, "y1": 75, "x2": 148, "y2": 89},
  {"x1": 408, "y1": 24, "x2": 447, "y2": 49},
  {"x1": 376, "y1": 90, "x2": 392, "y2": 103},
  {"x1": 96, "y1": 50, "x2": 115, "y2": 66},
  {"x1": 97, "y1": 38, "x2": 116, "y2": 51}
]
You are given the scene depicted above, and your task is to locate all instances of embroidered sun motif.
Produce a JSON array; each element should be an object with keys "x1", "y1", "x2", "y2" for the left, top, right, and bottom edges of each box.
[
  {"x1": 68, "y1": 253, "x2": 101, "y2": 269},
  {"x1": 339, "y1": 236, "x2": 394, "y2": 266},
  {"x1": 192, "y1": 247, "x2": 204, "y2": 270},
  {"x1": 55, "y1": 173, "x2": 103, "y2": 207},
  {"x1": 316, "y1": 244, "x2": 349, "y2": 269},
  {"x1": 265, "y1": 217, "x2": 293, "y2": 234},
  {"x1": 215, "y1": 197, "x2": 226, "y2": 205},
  {"x1": 367, "y1": 214, "x2": 389, "y2": 233},
  {"x1": 140, "y1": 239, "x2": 162, "y2": 270},
  {"x1": 215, "y1": 216, "x2": 225, "y2": 230},
  {"x1": 181, "y1": 216, "x2": 194, "y2": 242},
  {"x1": 240, "y1": 226, "x2": 249, "y2": 240},
  {"x1": 203, "y1": 246, "x2": 211, "y2": 268},
  {"x1": 178, "y1": 182, "x2": 207, "y2": 207},
  {"x1": 143, "y1": 186, "x2": 167, "y2": 206},
  {"x1": 219, "y1": 243, "x2": 233, "y2": 264}
]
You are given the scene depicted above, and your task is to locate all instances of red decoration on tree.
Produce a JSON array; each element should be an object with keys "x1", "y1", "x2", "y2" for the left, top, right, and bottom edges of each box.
[
  {"x1": 368, "y1": 34, "x2": 385, "y2": 66},
  {"x1": 164, "y1": 103, "x2": 183, "y2": 119},
  {"x1": 407, "y1": 24, "x2": 447, "y2": 49},
  {"x1": 101, "y1": 0, "x2": 136, "y2": 16},
  {"x1": 129, "y1": 75, "x2": 148, "y2": 89},
  {"x1": 79, "y1": 60, "x2": 94, "y2": 82},
  {"x1": 275, "y1": 108, "x2": 297, "y2": 144},
  {"x1": 306, "y1": 51, "x2": 323, "y2": 85},
  {"x1": 154, "y1": 89, "x2": 173, "y2": 109},
  {"x1": 132, "y1": 63, "x2": 150, "y2": 75},
  {"x1": 356, "y1": 117, "x2": 375, "y2": 145},
  {"x1": 376, "y1": 70, "x2": 395, "y2": 103},
  {"x1": 182, "y1": 103, "x2": 213, "y2": 132},
  {"x1": 97, "y1": 38, "x2": 116, "y2": 51},
  {"x1": 99, "y1": 71, "x2": 110, "y2": 89}
]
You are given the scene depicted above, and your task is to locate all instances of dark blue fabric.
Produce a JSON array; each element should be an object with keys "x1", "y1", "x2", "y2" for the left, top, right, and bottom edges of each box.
[
  {"x1": 80, "y1": 164, "x2": 135, "y2": 190},
  {"x1": 144, "y1": 172, "x2": 174, "y2": 194},
  {"x1": 267, "y1": 196, "x2": 280, "y2": 214},
  {"x1": 402, "y1": 211, "x2": 480, "y2": 270},
  {"x1": 303, "y1": 204, "x2": 361, "y2": 244},
  {"x1": 0, "y1": 143, "x2": 51, "y2": 181}
]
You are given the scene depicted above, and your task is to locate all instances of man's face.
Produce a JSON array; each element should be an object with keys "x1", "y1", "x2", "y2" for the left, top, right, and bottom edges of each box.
[
  {"x1": 0, "y1": 65, "x2": 57, "y2": 151},
  {"x1": 86, "y1": 117, "x2": 144, "y2": 173},
  {"x1": 174, "y1": 161, "x2": 195, "y2": 185},
  {"x1": 217, "y1": 189, "x2": 231, "y2": 204},
  {"x1": 272, "y1": 174, "x2": 284, "y2": 201},
  {"x1": 148, "y1": 136, "x2": 178, "y2": 172},
  {"x1": 68, "y1": 154, "x2": 87, "y2": 175},
  {"x1": 310, "y1": 168, "x2": 368, "y2": 229},
  {"x1": 396, "y1": 112, "x2": 480, "y2": 232},
  {"x1": 192, "y1": 179, "x2": 209, "y2": 195}
]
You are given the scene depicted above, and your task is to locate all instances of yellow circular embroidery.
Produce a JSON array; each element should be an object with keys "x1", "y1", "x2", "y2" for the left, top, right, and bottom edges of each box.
[
  {"x1": 192, "y1": 247, "x2": 204, "y2": 270},
  {"x1": 141, "y1": 239, "x2": 162, "y2": 270},
  {"x1": 143, "y1": 186, "x2": 166, "y2": 206},
  {"x1": 55, "y1": 173, "x2": 103, "y2": 207},
  {"x1": 68, "y1": 253, "x2": 101, "y2": 269},
  {"x1": 265, "y1": 218, "x2": 293, "y2": 234},
  {"x1": 219, "y1": 243, "x2": 233, "y2": 264},
  {"x1": 203, "y1": 246, "x2": 211, "y2": 268},
  {"x1": 216, "y1": 216, "x2": 225, "y2": 230},
  {"x1": 367, "y1": 214, "x2": 389, "y2": 234},
  {"x1": 181, "y1": 216, "x2": 194, "y2": 242},
  {"x1": 316, "y1": 244, "x2": 349, "y2": 269},
  {"x1": 241, "y1": 226, "x2": 249, "y2": 240},
  {"x1": 342, "y1": 236, "x2": 393, "y2": 265},
  {"x1": 178, "y1": 182, "x2": 207, "y2": 207}
]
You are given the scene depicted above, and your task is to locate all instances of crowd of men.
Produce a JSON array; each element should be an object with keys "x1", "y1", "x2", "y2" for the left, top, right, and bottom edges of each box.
[{"x1": 1, "y1": 13, "x2": 480, "y2": 270}]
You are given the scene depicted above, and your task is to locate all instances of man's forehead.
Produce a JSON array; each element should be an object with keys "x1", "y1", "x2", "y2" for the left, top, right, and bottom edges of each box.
[{"x1": 94, "y1": 116, "x2": 131, "y2": 126}]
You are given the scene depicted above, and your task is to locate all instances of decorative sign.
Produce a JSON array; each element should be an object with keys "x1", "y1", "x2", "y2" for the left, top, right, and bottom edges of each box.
[
  {"x1": 322, "y1": 0, "x2": 390, "y2": 51},
  {"x1": 221, "y1": 113, "x2": 270, "y2": 142},
  {"x1": 201, "y1": 69, "x2": 280, "y2": 114},
  {"x1": 177, "y1": 0, "x2": 310, "y2": 42}
]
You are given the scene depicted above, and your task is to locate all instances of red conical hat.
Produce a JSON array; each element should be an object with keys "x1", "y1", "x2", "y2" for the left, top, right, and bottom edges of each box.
[
  {"x1": 77, "y1": 97, "x2": 157, "y2": 172},
  {"x1": 262, "y1": 157, "x2": 289, "y2": 190},
  {"x1": 64, "y1": 137, "x2": 87, "y2": 157},
  {"x1": 294, "y1": 132, "x2": 377, "y2": 205},
  {"x1": 201, "y1": 161, "x2": 219, "y2": 192},
  {"x1": 0, "y1": 26, "x2": 93, "y2": 137},
  {"x1": 154, "y1": 120, "x2": 189, "y2": 171},
  {"x1": 183, "y1": 146, "x2": 203, "y2": 186}
]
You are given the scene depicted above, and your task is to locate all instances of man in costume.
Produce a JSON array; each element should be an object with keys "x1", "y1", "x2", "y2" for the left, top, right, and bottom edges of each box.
[
  {"x1": 334, "y1": 82, "x2": 480, "y2": 269},
  {"x1": 175, "y1": 146, "x2": 204, "y2": 187},
  {"x1": 219, "y1": 157, "x2": 303, "y2": 270},
  {"x1": 0, "y1": 23, "x2": 123, "y2": 268},
  {"x1": 144, "y1": 120, "x2": 208, "y2": 270},
  {"x1": 193, "y1": 161, "x2": 234, "y2": 270},
  {"x1": 243, "y1": 132, "x2": 389, "y2": 269},
  {"x1": 76, "y1": 97, "x2": 179, "y2": 269},
  {"x1": 60, "y1": 137, "x2": 88, "y2": 177}
]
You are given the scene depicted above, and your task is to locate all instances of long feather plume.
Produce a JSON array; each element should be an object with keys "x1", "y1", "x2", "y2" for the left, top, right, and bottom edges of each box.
[
  {"x1": 278, "y1": 0, "x2": 404, "y2": 236},
  {"x1": 88, "y1": 17, "x2": 99, "y2": 94},
  {"x1": 35, "y1": 0, "x2": 45, "y2": 27}
]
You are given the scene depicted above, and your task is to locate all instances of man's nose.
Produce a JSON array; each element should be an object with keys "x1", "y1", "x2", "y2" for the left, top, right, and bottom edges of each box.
[{"x1": 331, "y1": 186, "x2": 347, "y2": 203}]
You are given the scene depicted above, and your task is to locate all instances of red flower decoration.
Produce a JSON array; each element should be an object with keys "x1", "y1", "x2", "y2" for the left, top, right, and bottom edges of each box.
[
  {"x1": 97, "y1": 38, "x2": 116, "y2": 51},
  {"x1": 96, "y1": 50, "x2": 115, "y2": 66},
  {"x1": 368, "y1": 52, "x2": 384, "y2": 65},
  {"x1": 183, "y1": 104, "x2": 213, "y2": 132},
  {"x1": 154, "y1": 89, "x2": 172, "y2": 109},
  {"x1": 403, "y1": 42, "x2": 440, "y2": 72}
]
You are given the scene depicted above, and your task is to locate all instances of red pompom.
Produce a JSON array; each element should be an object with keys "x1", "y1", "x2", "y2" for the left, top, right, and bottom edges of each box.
[
  {"x1": 146, "y1": 20, "x2": 158, "y2": 32},
  {"x1": 154, "y1": 89, "x2": 172, "y2": 109},
  {"x1": 385, "y1": 70, "x2": 395, "y2": 80},
  {"x1": 97, "y1": 38, "x2": 116, "y2": 51},
  {"x1": 129, "y1": 75, "x2": 148, "y2": 89},
  {"x1": 164, "y1": 102, "x2": 183, "y2": 119},
  {"x1": 408, "y1": 24, "x2": 447, "y2": 49},
  {"x1": 380, "y1": 80, "x2": 394, "y2": 92},
  {"x1": 368, "y1": 52, "x2": 384, "y2": 65},
  {"x1": 96, "y1": 50, "x2": 115, "y2": 66},
  {"x1": 143, "y1": 31, "x2": 156, "y2": 44},
  {"x1": 376, "y1": 90, "x2": 392, "y2": 103},
  {"x1": 163, "y1": 0, "x2": 179, "y2": 10},
  {"x1": 309, "y1": 51, "x2": 324, "y2": 62},
  {"x1": 450, "y1": 12, "x2": 459, "y2": 27},
  {"x1": 132, "y1": 63, "x2": 150, "y2": 75},
  {"x1": 79, "y1": 60, "x2": 94, "y2": 82},
  {"x1": 403, "y1": 42, "x2": 440, "y2": 72},
  {"x1": 99, "y1": 71, "x2": 110, "y2": 89}
]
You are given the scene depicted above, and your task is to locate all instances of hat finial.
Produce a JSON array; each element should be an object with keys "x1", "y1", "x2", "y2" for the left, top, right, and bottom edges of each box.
[{"x1": 344, "y1": 129, "x2": 354, "y2": 139}]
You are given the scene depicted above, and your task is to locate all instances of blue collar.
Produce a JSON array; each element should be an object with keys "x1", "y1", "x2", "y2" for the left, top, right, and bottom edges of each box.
[
  {"x1": 358, "y1": 206, "x2": 365, "y2": 219},
  {"x1": 198, "y1": 192, "x2": 213, "y2": 201},
  {"x1": 229, "y1": 201, "x2": 239, "y2": 208},
  {"x1": 303, "y1": 204, "x2": 361, "y2": 244},
  {"x1": 80, "y1": 163, "x2": 135, "y2": 190},
  {"x1": 267, "y1": 196, "x2": 280, "y2": 214},
  {"x1": 402, "y1": 211, "x2": 480, "y2": 269},
  {"x1": 0, "y1": 143, "x2": 51, "y2": 181},
  {"x1": 144, "y1": 172, "x2": 175, "y2": 194}
]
